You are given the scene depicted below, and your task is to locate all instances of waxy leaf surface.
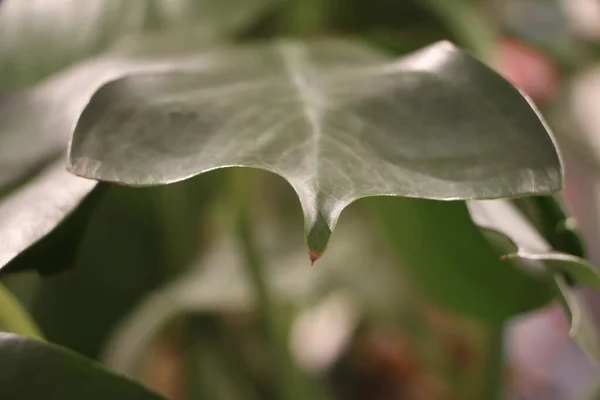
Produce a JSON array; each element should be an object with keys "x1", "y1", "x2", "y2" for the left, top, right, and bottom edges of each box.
[{"x1": 68, "y1": 39, "x2": 562, "y2": 254}]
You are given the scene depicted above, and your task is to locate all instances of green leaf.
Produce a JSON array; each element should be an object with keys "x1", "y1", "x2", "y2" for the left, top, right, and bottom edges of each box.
[
  {"x1": 369, "y1": 196, "x2": 555, "y2": 322},
  {"x1": 0, "y1": 333, "x2": 164, "y2": 400},
  {"x1": 555, "y1": 276, "x2": 600, "y2": 362},
  {"x1": 467, "y1": 199, "x2": 600, "y2": 288},
  {"x1": 513, "y1": 195, "x2": 586, "y2": 258},
  {"x1": 504, "y1": 252, "x2": 600, "y2": 289},
  {"x1": 67, "y1": 39, "x2": 562, "y2": 256},
  {"x1": 467, "y1": 199, "x2": 600, "y2": 360},
  {"x1": 0, "y1": 0, "x2": 280, "y2": 88},
  {"x1": 0, "y1": 0, "x2": 146, "y2": 88},
  {"x1": 0, "y1": 160, "x2": 100, "y2": 275},
  {"x1": 0, "y1": 282, "x2": 43, "y2": 339},
  {"x1": 144, "y1": 0, "x2": 284, "y2": 35}
]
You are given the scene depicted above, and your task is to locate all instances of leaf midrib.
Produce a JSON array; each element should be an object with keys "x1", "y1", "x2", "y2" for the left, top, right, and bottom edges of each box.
[{"x1": 276, "y1": 41, "x2": 324, "y2": 199}]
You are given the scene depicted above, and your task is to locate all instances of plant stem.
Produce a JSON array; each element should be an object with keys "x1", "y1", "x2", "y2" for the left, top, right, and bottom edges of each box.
[
  {"x1": 231, "y1": 170, "x2": 309, "y2": 400},
  {"x1": 484, "y1": 323, "x2": 505, "y2": 400},
  {"x1": 0, "y1": 282, "x2": 44, "y2": 340}
]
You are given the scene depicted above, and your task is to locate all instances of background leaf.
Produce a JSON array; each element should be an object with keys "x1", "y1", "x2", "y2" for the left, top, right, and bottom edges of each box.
[
  {"x1": 0, "y1": 333, "x2": 164, "y2": 400},
  {"x1": 369, "y1": 196, "x2": 555, "y2": 322},
  {"x1": 0, "y1": 38, "x2": 225, "y2": 275},
  {"x1": 0, "y1": 0, "x2": 281, "y2": 89},
  {"x1": 0, "y1": 161, "x2": 98, "y2": 274},
  {"x1": 468, "y1": 199, "x2": 600, "y2": 360}
]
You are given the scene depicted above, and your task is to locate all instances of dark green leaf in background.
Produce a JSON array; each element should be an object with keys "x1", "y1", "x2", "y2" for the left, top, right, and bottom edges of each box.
[
  {"x1": 0, "y1": 333, "x2": 164, "y2": 400},
  {"x1": 370, "y1": 196, "x2": 555, "y2": 322}
]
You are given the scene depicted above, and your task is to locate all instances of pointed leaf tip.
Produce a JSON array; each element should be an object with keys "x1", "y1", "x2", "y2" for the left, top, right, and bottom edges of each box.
[{"x1": 309, "y1": 251, "x2": 321, "y2": 266}]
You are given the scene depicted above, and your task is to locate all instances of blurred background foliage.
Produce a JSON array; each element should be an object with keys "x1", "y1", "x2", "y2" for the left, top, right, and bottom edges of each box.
[{"x1": 2, "y1": 0, "x2": 600, "y2": 399}]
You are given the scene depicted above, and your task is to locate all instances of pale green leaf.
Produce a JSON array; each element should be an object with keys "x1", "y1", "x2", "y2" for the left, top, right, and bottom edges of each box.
[
  {"x1": 555, "y1": 276, "x2": 600, "y2": 362},
  {"x1": 504, "y1": 252, "x2": 600, "y2": 289},
  {"x1": 0, "y1": 0, "x2": 146, "y2": 88},
  {"x1": 68, "y1": 39, "x2": 561, "y2": 255},
  {"x1": 0, "y1": 282, "x2": 43, "y2": 339},
  {"x1": 468, "y1": 199, "x2": 600, "y2": 360},
  {"x1": 0, "y1": 0, "x2": 280, "y2": 88},
  {"x1": 468, "y1": 200, "x2": 600, "y2": 288},
  {"x1": 0, "y1": 160, "x2": 100, "y2": 274}
]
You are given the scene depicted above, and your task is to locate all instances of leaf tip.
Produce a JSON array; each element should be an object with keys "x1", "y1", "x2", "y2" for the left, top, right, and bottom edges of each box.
[{"x1": 308, "y1": 251, "x2": 322, "y2": 266}]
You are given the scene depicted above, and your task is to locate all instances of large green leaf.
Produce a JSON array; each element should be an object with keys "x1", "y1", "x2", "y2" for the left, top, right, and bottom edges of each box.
[
  {"x1": 0, "y1": 333, "x2": 164, "y2": 400},
  {"x1": 68, "y1": 39, "x2": 562, "y2": 256},
  {"x1": 467, "y1": 199, "x2": 600, "y2": 360}
]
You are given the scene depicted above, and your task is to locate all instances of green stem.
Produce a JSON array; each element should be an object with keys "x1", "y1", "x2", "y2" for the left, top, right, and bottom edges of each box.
[
  {"x1": 483, "y1": 323, "x2": 505, "y2": 400},
  {"x1": 231, "y1": 170, "x2": 309, "y2": 400},
  {"x1": 422, "y1": 0, "x2": 498, "y2": 62},
  {"x1": 0, "y1": 282, "x2": 44, "y2": 340}
]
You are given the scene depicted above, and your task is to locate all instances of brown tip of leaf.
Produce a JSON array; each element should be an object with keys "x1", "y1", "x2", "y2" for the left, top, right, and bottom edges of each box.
[
  {"x1": 500, "y1": 255, "x2": 509, "y2": 261},
  {"x1": 308, "y1": 251, "x2": 322, "y2": 266}
]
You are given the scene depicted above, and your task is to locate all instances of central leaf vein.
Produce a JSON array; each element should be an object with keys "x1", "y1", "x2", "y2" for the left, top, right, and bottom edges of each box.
[{"x1": 276, "y1": 41, "x2": 324, "y2": 196}]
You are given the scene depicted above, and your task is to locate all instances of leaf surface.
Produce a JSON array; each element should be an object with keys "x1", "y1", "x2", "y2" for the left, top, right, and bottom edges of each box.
[
  {"x1": 0, "y1": 333, "x2": 164, "y2": 400},
  {"x1": 68, "y1": 39, "x2": 562, "y2": 254}
]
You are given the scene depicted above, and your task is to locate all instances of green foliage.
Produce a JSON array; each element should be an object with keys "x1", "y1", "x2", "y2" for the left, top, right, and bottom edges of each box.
[
  {"x1": 0, "y1": 333, "x2": 165, "y2": 400},
  {"x1": 371, "y1": 197, "x2": 555, "y2": 321},
  {"x1": 0, "y1": 0, "x2": 597, "y2": 399},
  {"x1": 468, "y1": 199, "x2": 600, "y2": 361}
]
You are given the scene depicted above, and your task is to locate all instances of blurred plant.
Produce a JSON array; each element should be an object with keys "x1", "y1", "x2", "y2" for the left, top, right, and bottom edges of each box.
[{"x1": 0, "y1": 1, "x2": 599, "y2": 400}]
